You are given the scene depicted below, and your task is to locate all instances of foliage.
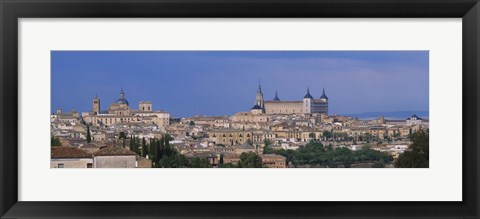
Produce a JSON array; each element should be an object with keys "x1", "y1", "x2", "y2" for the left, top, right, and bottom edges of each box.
[
  {"x1": 221, "y1": 163, "x2": 237, "y2": 168},
  {"x1": 219, "y1": 154, "x2": 224, "y2": 165},
  {"x1": 264, "y1": 139, "x2": 272, "y2": 147},
  {"x1": 118, "y1": 131, "x2": 127, "y2": 139},
  {"x1": 86, "y1": 125, "x2": 91, "y2": 143},
  {"x1": 395, "y1": 130, "x2": 429, "y2": 168},
  {"x1": 142, "y1": 134, "x2": 212, "y2": 168},
  {"x1": 188, "y1": 157, "x2": 211, "y2": 168},
  {"x1": 129, "y1": 136, "x2": 141, "y2": 155},
  {"x1": 371, "y1": 161, "x2": 385, "y2": 168},
  {"x1": 141, "y1": 137, "x2": 147, "y2": 157},
  {"x1": 322, "y1": 130, "x2": 333, "y2": 140},
  {"x1": 51, "y1": 136, "x2": 62, "y2": 146},
  {"x1": 238, "y1": 152, "x2": 263, "y2": 168},
  {"x1": 263, "y1": 140, "x2": 392, "y2": 168}
]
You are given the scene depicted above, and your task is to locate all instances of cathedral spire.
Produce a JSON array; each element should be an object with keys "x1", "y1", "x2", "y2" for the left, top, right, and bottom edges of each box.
[{"x1": 254, "y1": 80, "x2": 264, "y2": 112}]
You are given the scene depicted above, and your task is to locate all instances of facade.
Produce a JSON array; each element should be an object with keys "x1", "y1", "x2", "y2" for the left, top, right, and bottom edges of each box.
[
  {"x1": 260, "y1": 154, "x2": 287, "y2": 168},
  {"x1": 93, "y1": 146, "x2": 137, "y2": 168},
  {"x1": 83, "y1": 89, "x2": 170, "y2": 129},
  {"x1": 406, "y1": 114, "x2": 424, "y2": 126},
  {"x1": 256, "y1": 83, "x2": 329, "y2": 115},
  {"x1": 51, "y1": 146, "x2": 93, "y2": 168},
  {"x1": 208, "y1": 129, "x2": 254, "y2": 145}
]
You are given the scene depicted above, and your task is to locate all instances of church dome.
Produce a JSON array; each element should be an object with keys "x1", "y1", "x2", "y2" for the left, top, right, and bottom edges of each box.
[{"x1": 115, "y1": 88, "x2": 129, "y2": 106}]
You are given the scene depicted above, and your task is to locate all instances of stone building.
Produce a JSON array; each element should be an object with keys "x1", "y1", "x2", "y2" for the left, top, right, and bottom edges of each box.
[
  {"x1": 93, "y1": 146, "x2": 137, "y2": 168},
  {"x1": 51, "y1": 146, "x2": 93, "y2": 168},
  {"x1": 260, "y1": 154, "x2": 287, "y2": 168},
  {"x1": 83, "y1": 89, "x2": 170, "y2": 129},
  {"x1": 249, "y1": 82, "x2": 329, "y2": 115}
]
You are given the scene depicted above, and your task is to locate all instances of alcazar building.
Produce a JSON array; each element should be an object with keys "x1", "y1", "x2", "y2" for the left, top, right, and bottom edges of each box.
[{"x1": 250, "y1": 82, "x2": 329, "y2": 115}]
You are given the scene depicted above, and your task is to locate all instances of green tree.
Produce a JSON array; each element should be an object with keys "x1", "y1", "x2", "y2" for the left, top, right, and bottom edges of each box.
[
  {"x1": 129, "y1": 135, "x2": 134, "y2": 151},
  {"x1": 141, "y1": 137, "x2": 147, "y2": 157},
  {"x1": 219, "y1": 154, "x2": 224, "y2": 166},
  {"x1": 322, "y1": 130, "x2": 333, "y2": 140},
  {"x1": 86, "y1": 125, "x2": 91, "y2": 143},
  {"x1": 188, "y1": 157, "x2": 211, "y2": 168},
  {"x1": 222, "y1": 163, "x2": 237, "y2": 168},
  {"x1": 372, "y1": 161, "x2": 385, "y2": 168},
  {"x1": 132, "y1": 136, "x2": 141, "y2": 155},
  {"x1": 119, "y1": 132, "x2": 127, "y2": 147},
  {"x1": 395, "y1": 130, "x2": 429, "y2": 168},
  {"x1": 238, "y1": 152, "x2": 263, "y2": 168},
  {"x1": 51, "y1": 136, "x2": 62, "y2": 146},
  {"x1": 119, "y1": 131, "x2": 127, "y2": 139},
  {"x1": 264, "y1": 139, "x2": 272, "y2": 147},
  {"x1": 308, "y1": 132, "x2": 316, "y2": 140}
]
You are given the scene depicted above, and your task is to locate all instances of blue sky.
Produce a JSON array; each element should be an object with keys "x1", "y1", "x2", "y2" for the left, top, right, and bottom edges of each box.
[{"x1": 51, "y1": 51, "x2": 429, "y2": 117}]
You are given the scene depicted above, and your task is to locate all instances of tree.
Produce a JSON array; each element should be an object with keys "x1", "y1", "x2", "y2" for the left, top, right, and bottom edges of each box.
[
  {"x1": 238, "y1": 152, "x2": 263, "y2": 168},
  {"x1": 86, "y1": 125, "x2": 91, "y2": 143},
  {"x1": 395, "y1": 130, "x2": 429, "y2": 168},
  {"x1": 188, "y1": 157, "x2": 211, "y2": 168},
  {"x1": 51, "y1": 136, "x2": 62, "y2": 146},
  {"x1": 119, "y1": 132, "x2": 127, "y2": 147},
  {"x1": 263, "y1": 139, "x2": 272, "y2": 147},
  {"x1": 219, "y1": 154, "x2": 224, "y2": 166},
  {"x1": 129, "y1": 135, "x2": 134, "y2": 151},
  {"x1": 141, "y1": 137, "x2": 147, "y2": 157},
  {"x1": 221, "y1": 163, "x2": 237, "y2": 168},
  {"x1": 119, "y1": 131, "x2": 127, "y2": 139},
  {"x1": 372, "y1": 161, "x2": 385, "y2": 168},
  {"x1": 308, "y1": 132, "x2": 316, "y2": 140},
  {"x1": 131, "y1": 136, "x2": 140, "y2": 155},
  {"x1": 322, "y1": 130, "x2": 333, "y2": 140}
]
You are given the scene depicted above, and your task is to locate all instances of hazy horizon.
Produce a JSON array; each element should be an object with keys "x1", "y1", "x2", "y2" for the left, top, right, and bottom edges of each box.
[{"x1": 51, "y1": 51, "x2": 429, "y2": 118}]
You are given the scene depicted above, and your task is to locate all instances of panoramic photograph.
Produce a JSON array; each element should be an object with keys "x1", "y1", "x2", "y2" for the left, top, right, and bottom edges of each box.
[{"x1": 50, "y1": 51, "x2": 429, "y2": 168}]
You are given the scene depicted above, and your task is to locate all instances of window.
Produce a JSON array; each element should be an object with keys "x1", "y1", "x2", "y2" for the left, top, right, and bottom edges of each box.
[
  {"x1": 58, "y1": 163, "x2": 64, "y2": 168},
  {"x1": 87, "y1": 163, "x2": 93, "y2": 168}
]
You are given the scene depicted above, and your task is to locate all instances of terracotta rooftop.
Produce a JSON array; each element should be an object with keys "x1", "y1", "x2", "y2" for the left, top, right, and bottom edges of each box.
[
  {"x1": 51, "y1": 146, "x2": 92, "y2": 159},
  {"x1": 93, "y1": 146, "x2": 137, "y2": 156}
]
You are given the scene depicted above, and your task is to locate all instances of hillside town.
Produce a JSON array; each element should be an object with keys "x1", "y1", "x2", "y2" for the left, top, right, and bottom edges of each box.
[{"x1": 51, "y1": 84, "x2": 429, "y2": 168}]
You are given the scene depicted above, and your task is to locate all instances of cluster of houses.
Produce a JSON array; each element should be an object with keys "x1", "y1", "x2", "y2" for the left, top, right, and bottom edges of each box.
[{"x1": 51, "y1": 90, "x2": 428, "y2": 168}]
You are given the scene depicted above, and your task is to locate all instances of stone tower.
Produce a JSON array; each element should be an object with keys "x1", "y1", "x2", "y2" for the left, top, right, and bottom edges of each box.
[
  {"x1": 255, "y1": 81, "x2": 265, "y2": 112},
  {"x1": 303, "y1": 87, "x2": 313, "y2": 114},
  {"x1": 93, "y1": 95, "x2": 100, "y2": 114}
]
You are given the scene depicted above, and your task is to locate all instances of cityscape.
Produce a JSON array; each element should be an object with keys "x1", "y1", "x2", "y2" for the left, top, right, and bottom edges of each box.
[{"x1": 50, "y1": 51, "x2": 429, "y2": 168}]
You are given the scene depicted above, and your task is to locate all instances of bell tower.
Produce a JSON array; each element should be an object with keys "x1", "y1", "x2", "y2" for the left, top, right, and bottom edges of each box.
[{"x1": 93, "y1": 95, "x2": 100, "y2": 114}]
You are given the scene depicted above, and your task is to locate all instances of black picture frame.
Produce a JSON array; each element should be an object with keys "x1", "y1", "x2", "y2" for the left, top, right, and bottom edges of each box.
[{"x1": 1, "y1": 0, "x2": 479, "y2": 218}]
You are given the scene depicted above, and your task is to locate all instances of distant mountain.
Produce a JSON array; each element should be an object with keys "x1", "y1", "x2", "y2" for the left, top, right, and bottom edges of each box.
[{"x1": 344, "y1": 111, "x2": 429, "y2": 120}]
